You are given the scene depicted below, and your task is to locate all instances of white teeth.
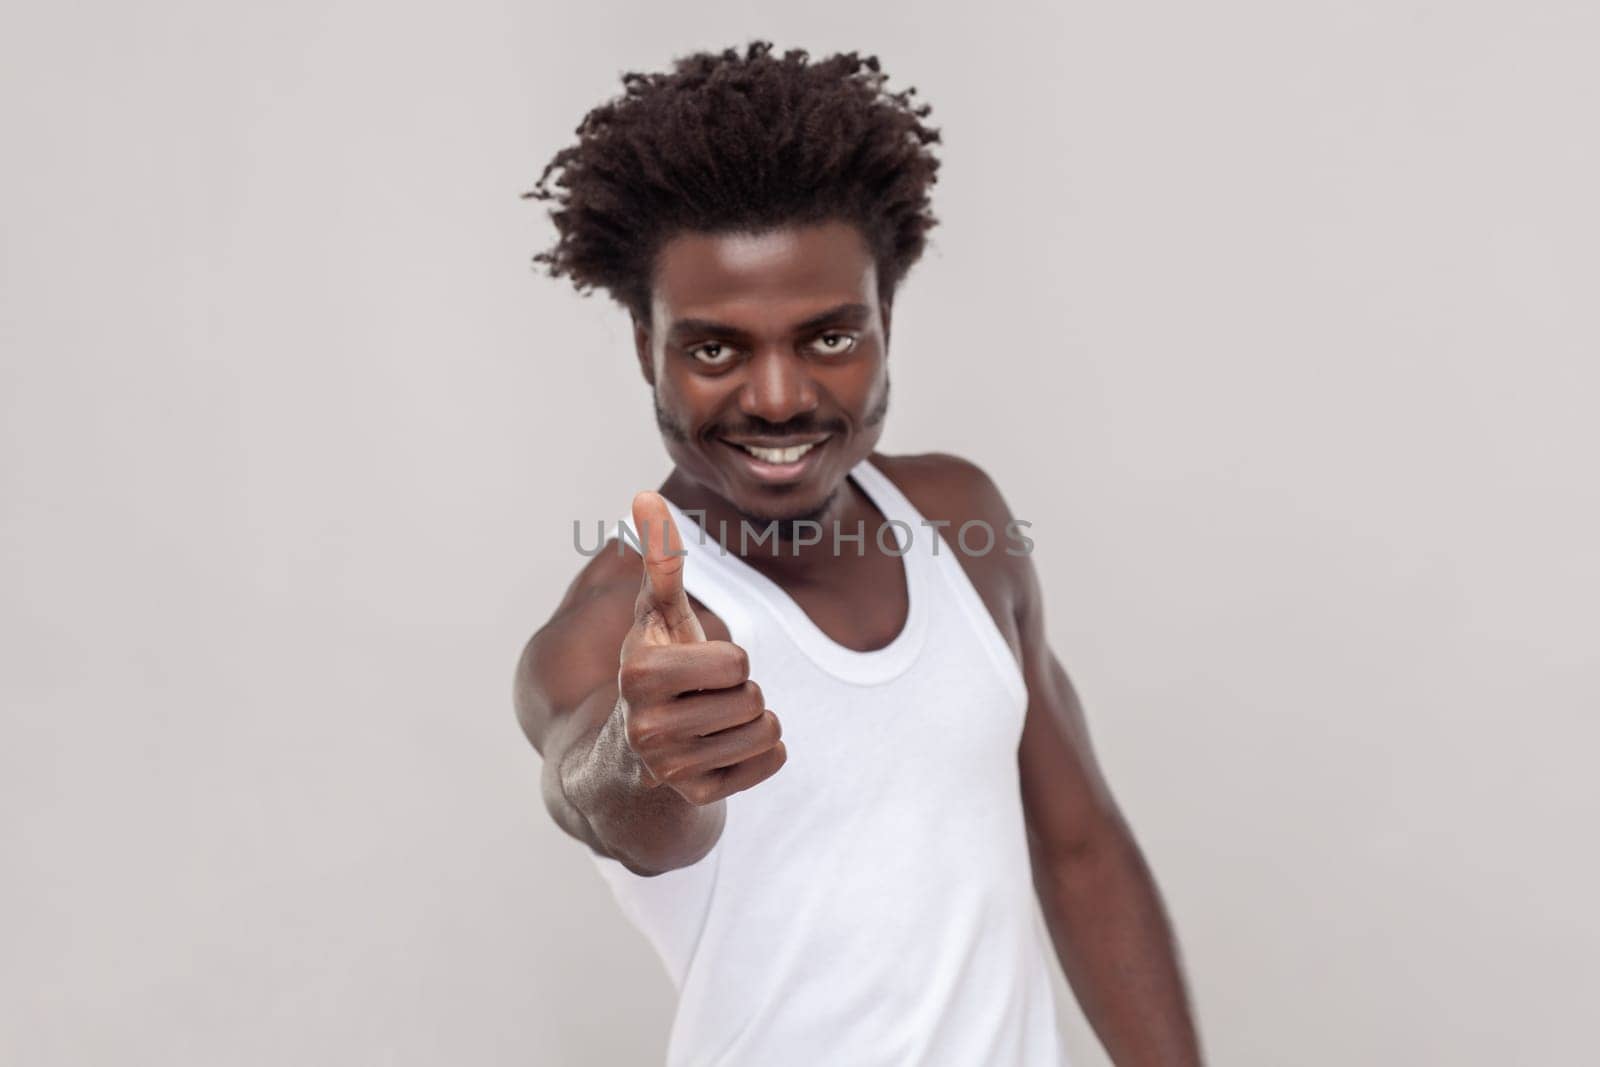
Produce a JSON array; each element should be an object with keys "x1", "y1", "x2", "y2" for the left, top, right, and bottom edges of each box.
[{"x1": 741, "y1": 442, "x2": 816, "y2": 464}]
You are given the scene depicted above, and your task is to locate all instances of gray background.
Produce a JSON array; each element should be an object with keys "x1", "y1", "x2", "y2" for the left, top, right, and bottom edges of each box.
[{"x1": 4, "y1": 1, "x2": 1597, "y2": 1063}]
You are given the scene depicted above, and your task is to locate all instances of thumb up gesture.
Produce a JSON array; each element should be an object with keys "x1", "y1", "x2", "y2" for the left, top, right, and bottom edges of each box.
[{"x1": 615, "y1": 492, "x2": 786, "y2": 803}]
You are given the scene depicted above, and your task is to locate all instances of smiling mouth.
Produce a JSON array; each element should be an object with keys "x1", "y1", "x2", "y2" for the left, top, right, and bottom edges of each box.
[
  {"x1": 718, "y1": 435, "x2": 831, "y2": 482},
  {"x1": 730, "y1": 441, "x2": 822, "y2": 463}
]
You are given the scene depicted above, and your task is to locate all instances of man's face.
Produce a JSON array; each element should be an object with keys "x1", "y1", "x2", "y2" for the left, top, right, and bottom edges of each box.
[{"x1": 635, "y1": 219, "x2": 891, "y2": 525}]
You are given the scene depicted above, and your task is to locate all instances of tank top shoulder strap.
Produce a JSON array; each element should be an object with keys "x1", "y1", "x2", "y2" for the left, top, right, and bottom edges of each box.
[
  {"x1": 846, "y1": 456, "x2": 925, "y2": 537},
  {"x1": 853, "y1": 456, "x2": 1030, "y2": 707}
]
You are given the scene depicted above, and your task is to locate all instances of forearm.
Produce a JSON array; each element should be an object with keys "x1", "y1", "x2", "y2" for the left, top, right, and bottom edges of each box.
[
  {"x1": 551, "y1": 701, "x2": 725, "y2": 876},
  {"x1": 1033, "y1": 830, "x2": 1202, "y2": 1066}
]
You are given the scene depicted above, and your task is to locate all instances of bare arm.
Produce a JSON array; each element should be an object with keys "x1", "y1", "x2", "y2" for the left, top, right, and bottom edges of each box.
[
  {"x1": 887, "y1": 451, "x2": 1203, "y2": 1064},
  {"x1": 513, "y1": 492, "x2": 785, "y2": 876},
  {"x1": 1015, "y1": 550, "x2": 1204, "y2": 1064},
  {"x1": 517, "y1": 637, "x2": 725, "y2": 876}
]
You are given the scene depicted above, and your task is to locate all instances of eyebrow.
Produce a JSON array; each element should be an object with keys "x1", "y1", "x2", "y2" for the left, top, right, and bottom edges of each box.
[{"x1": 664, "y1": 302, "x2": 872, "y2": 342}]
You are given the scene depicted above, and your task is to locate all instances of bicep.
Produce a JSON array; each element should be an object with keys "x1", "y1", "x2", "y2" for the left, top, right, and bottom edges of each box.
[
  {"x1": 512, "y1": 590, "x2": 630, "y2": 759},
  {"x1": 512, "y1": 576, "x2": 639, "y2": 845},
  {"x1": 1015, "y1": 560, "x2": 1126, "y2": 860}
]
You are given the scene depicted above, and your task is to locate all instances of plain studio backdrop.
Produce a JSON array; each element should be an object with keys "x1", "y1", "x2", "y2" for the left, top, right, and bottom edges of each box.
[{"x1": 3, "y1": 1, "x2": 1597, "y2": 1063}]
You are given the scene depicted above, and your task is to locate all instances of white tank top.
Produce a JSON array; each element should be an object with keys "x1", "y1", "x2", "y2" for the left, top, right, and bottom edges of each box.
[{"x1": 597, "y1": 458, "x2": 1066, "y2": 1066}]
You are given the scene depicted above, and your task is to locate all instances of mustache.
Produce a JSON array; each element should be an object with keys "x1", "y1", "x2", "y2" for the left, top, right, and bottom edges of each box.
[{"x1": 707, "y1": 416, "x2": 848, "y2": 439}]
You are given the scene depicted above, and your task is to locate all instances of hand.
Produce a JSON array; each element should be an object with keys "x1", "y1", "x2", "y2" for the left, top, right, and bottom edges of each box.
[{"x1": 614, "y1": 491, "x2": 787, "y2": 805}]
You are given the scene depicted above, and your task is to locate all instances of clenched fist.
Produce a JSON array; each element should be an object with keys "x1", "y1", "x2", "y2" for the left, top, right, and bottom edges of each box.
[{"x1": 615, "y1": 491, "x2": 787, "y2": 805}]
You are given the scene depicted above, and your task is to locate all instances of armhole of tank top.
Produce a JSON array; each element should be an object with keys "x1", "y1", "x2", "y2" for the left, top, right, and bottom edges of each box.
[
  {"x1": 588, "y1": 840, "x2": 723, "y2": 989},
  {"x1": 854, "y1": 460, "x2": 1030, "y2": 712}
]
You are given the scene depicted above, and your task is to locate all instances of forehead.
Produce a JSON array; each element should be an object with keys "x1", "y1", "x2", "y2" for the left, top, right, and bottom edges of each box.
[{"x1": 649, "y1": 220, "x2": 878, "y2": 329}]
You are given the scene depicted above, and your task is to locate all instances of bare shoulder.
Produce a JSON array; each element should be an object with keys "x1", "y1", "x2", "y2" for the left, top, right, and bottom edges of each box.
[
  {"x1": 870, "y1": 451, "x2": 1016, "y2": 531},
  {"x1": 512, "y1": 543, "x2": 731, "y2": 752}
]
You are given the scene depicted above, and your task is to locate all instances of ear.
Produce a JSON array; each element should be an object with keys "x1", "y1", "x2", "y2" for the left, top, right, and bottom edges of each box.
[{"x1": 632, "y1": 316, "x2": 656, "y2": 386}]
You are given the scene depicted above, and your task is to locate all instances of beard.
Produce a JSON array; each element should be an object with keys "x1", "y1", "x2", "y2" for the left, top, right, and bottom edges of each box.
[{"x1": 732, "y1": 488, "x2": 844, "y2": 544}]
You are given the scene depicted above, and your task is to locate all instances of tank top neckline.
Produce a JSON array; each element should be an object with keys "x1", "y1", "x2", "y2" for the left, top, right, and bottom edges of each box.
[{"x1": 661, "y1": 458, "x2": 931, "y2": 687}]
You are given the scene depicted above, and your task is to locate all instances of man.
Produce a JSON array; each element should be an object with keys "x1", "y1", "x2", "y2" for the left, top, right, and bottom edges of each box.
[{"x1": 516, "y1": 40, "x2": 1203, "y2": 1066}]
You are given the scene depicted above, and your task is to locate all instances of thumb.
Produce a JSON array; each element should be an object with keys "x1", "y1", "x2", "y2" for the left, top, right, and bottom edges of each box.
[{"x1": 630, "y1": 491, "x2": 706, "y2": 644}]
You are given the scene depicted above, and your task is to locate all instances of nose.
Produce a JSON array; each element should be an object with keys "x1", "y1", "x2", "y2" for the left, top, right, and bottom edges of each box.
[{"x1": 738, "y1": 347, "x2": 818, "y2": 425}]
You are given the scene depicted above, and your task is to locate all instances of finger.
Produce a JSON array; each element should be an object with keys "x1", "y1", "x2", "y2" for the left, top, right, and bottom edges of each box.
[
  {"x1": 675, "y1": 682, "x2": 767, "y2": 737},
  {"x1": 618, "y1": 642, "x2": 751, "y2": 703},
  {"x1": 701, "y1": 710, "x2": 782, "y2": 769},
  {"x1": 624, "y1": 682, "x2": 767, "y2": 752},
  {"x1": 631, "y1": 490, "x2": 705, "y2": 644},
  {"x1": 660, "y1": 710, "x2": 782, "y2": 783},
  {"x1": 711, "y1": 740, "x2": 788, "y2": 799}
]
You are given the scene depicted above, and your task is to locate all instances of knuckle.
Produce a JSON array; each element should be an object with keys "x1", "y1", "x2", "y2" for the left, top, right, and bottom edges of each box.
[
  {"x1": 679, "y1": 778, "x2": 717, "y2": 806},
  {"x1": 617, "y1": 659, "x2": 650, "y2": 697},
  {"x1": 742, "y1": 680, "x2": 765, "y2": 712},
  {"x1": 728, "y1": 643, "x2": 750, "y2": 681},
  {"x1": 624, "y1": 711, "x2": 662, "y2": 749},
  {"x1": 623, "y1": 722, "x2": 648, "y2": 751},
  {"x1": 762, "y1": 709, "x2": 782, "y2": 743}
]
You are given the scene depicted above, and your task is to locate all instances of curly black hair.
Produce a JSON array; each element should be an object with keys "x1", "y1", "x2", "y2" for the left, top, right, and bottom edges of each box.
[{"x1": 523, "y1": 40, "x2": 943, "y2": 323}]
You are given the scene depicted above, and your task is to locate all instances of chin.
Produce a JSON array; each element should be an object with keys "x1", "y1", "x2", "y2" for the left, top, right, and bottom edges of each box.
[{"x1": 729, "y1": 489, "x2": 828, "y2": 525}]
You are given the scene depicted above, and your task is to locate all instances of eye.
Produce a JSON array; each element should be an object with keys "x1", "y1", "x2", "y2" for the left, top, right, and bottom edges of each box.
[
  {"x1": 687, "y1": 341, "x2": 738, "y2": 367},
  {"x1": 811, "y1": 331, "x2": 858, "y2": 357}
]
